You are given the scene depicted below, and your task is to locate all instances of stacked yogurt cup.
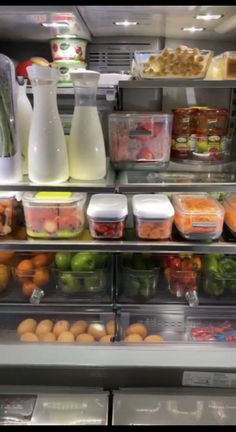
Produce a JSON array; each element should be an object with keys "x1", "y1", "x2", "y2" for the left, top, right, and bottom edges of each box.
[{"x1": 50, "y1": 36, "x2": 88, "y2": 83}]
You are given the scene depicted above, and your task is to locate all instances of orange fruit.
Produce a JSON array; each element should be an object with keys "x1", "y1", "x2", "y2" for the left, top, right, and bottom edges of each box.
[
  {"x1": 0, "y1": 251, "x2": 15, "y2": 265},
  {"x1": 22, "y1": 281, "x2": 37, "y2": 297},
  {"x1": 33, "y1": 269, "x2": 49, "y2": 286},
  {"x1": 32, "y1": 254, "x2": 50, "y2": 268},
  {"x1": 16, "y1": 259, "x2": 34, "y2": 277}
]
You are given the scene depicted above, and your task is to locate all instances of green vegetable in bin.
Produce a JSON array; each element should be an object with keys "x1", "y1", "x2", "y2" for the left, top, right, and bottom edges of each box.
[
  {"x1": 84, "y1": 275, "x2": 103, "y2": 293},
  {"x1": 132, "y1": 254, "x2": 147, "y2": 270},
  {"x1": 71, "y1": 253, "x2": 96, "y2": 272},
  {"x1": 218, "y1": 258, "x2": 236, "y2": 275},
  {"x1": 226, "y1": 280, "x2": 236, "y2": 294},
  {"x1": 59, "y1": 273, "x2": 79, "y2": 294},
  {"x1": 203, "y1": 273, "x2": 225, "y2": 297}
]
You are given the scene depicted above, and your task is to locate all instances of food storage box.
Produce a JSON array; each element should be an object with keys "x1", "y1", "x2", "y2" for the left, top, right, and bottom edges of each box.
[
  {"x1": 206, "y1": 51, "x2": 236, "y2": 80},
  {"x1": 12, "y1": 253, "x2": 54, "y2": 299},
  {"x1": 202, "y1": 254, "x2": 236, "y2": 297},
  {"x1": 119, "y1": 309, "x2": 185, "y2": 343},
  {"x1": 50, "y1": 37, "x2": 88, "y2": 62},
  {"x1": 132, "y1": 194, "x2": 174, "y2": 240},
  {"x1": 172, "y1": 193, "x2": 224, "y2": 240},
  {"x1": 223, "y1": 194, "x2": 236, "y2": 236},
  {"x1": 54, "y1": 251, "x2": 112, "y2": 302},
  {"x1": 22, "y1": 192, "x2": 87, "y2": 239},
  {"x1": 0, "y1": 309, "x2": 115, "y2": 344},
  {"x1": 187, "y1": 318, "x2": 236, "y2": 342},
  {"x1": 87, "y1": 194, "x2": 128, "y2": 239},
  {"x1": 0, "y1": 192, "x2": 16, "y2": 236},
  {"x1": 109, "y1": 113, "x2": 173, "y2": 171},
  {"x1": 117, "y1": 254, "x2": 160, "y2": 303},
  {"x1": 51, "y1": 60, "x2": 87, "y2": 83},
  {"x1": 134, "y1": 47, "x2": 213, "y2": 79}
]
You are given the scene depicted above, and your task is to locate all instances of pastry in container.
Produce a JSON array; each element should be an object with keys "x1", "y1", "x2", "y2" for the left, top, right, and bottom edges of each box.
[
  {"x1": 172, "y1": 193, "x2": 224, "y2": 240},
  {"x1": 223, "y1": 194, "x2": 236, "y2": 236},
  {"x1": 132, "y1": 194, "x2": 175, "y2": 240},
  {"x1": 109, "y1": 112, "x2": 173, "y2": 171},
  {"x1": 87, "y1": 194, "x2": 128, "y2": 239},
  {"x1": 206, "y1": 51, "x2": 236, "y2": 80},
  {"x1": 134, "y1": 46, "x2": 213, "y2": 79},
  {"x1": 22, "y1": 191, "x2": 87, "y2": 239}
]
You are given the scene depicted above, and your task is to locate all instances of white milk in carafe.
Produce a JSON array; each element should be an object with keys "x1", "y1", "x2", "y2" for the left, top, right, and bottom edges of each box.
[
  {"x1": 28, "y1": 83, "x2": 69, "y2": 184},
  {"x1": 16, "y1": 80, "x2": 32, "y2": 175},
  {"x1": 69, "y1": 106, "x2": 106, "y2": 180}
]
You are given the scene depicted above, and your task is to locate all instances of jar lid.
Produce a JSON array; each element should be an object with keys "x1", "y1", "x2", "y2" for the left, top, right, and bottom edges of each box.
[
  {"x1": 87, "y1": 194, "x2": 128, "y2": 220},
  {"x1": 22, "y1": 191, "x2": 87, "y2": 205},
  {"x1": 132, "y1": 194, "x2": 175, "y2": 219}
]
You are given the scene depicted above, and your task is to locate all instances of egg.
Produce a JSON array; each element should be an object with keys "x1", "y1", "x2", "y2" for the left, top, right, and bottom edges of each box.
[
  {"x1": 105, "y1": 320, "x2": 115, "y2": 336},
  {"x1": 124, "y1": 334, "x2": 143, "y2": 343},
  {"x1": 53, "y1": 320, "x2": 69, "y2": 337},
  {"x1": 76, "y1": 333, "x2": 95, "y2": 343},
  {"x1": 40, "y1": 332, "x2": 56, "y2": 342},
  {"x1": 35, "y1": 320, "x2": 53, "y2": 337},
  {"x1": 87, "y1": 323, "x2": 106, "y2": 341},
  {"x1": 144, "y1": 335, "x2": 164, "y2": 343},
  {"x1": 20, "y1": 332, "x2": 39, "y2": 342},
  {"x1": 17, "y1": 318, "x2": 37, "y2": 336},
  {"x1": 126, "y1": 323, "x2": 148, "y2": 339},
  {"x1": 99, "y1": 335, "x2": 112, "y2": 344},
  {"x1": 70, "y1": 320, "x2": 88, "y2": 337},
  {"x1": 57, "y1": 331, "x2": 75, "y2": 343}
]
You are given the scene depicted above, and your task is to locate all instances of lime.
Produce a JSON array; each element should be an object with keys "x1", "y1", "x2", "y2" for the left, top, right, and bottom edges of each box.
[
  {"x1": 59, "y1": 272, "x2": 78, "y2": 294},
  {"x1": 55, "y1": 252, "x2": 72, "y2": 270}
]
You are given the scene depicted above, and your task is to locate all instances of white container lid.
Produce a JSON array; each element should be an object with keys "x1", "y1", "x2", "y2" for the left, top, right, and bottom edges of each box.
[
  {"x1": 22, "y1": 191, "x2": 87, "y2": 205},
  {"x1": 132, "y1": 194, "x2": 175, "y2": 219},
  {"x1": 87, "y1": 194, "x2": 128, "y2": 220},
  {"x1": 0, "y1": 192, "x2": 15, "y2": 199}
]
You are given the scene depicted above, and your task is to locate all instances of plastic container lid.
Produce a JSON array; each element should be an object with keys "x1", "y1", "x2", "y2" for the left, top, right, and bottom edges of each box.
[
  {"x1": 0, "y1": 192, "x2": 15, "y2": 199},
  {"x1": 22, "y1": 191, "x2": 87, "y2": 205},
  {"x1": 172, "y1": 193, "x2": 224, "y2": 215},
  {"x1": 109, "y1": 112, "x2": 172, "y2": 121},
  {"x1": 87, "y1": 194, "x2": 128, "y2": 220},
  {"x1": 132, "y1": 194, "x2": 175, "y2": 219}
]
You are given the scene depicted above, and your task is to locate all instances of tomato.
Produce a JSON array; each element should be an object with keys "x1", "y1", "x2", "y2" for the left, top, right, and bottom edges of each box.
[
  {"x1": 169, "y1": 257, "x2": 181, "y2": 270},
  {"x1": 181, "y1": 258, "x2": 193, "y2": 271},
  {"x1": 192, "y1": 256, "x2": 202, "y2": 271}
]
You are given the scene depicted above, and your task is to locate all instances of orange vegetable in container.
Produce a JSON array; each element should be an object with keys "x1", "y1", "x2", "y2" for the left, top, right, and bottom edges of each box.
[
  {"x1": 172, "y1": 193, "x2": 224, "y2": 240},
  {"x1": 132, "y1": 194, "x2": 175, "y2": 240},
  {"x1": 223, "y1": 194, "x2": 236, "y2": 235}
]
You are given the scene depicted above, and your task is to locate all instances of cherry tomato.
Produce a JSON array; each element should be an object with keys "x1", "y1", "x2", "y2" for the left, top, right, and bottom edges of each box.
[
  {"x1": 181, "y1": 258, "x2": 193, "y2": 271},
  {"x1": 170, "y1": 257, "x2": 182, "y2": 270}
]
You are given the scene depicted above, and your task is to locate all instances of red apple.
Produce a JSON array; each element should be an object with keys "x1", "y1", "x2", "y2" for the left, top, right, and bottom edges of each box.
[{"x1": 16, "y1": 57, "x2": 49, "y2": 78}]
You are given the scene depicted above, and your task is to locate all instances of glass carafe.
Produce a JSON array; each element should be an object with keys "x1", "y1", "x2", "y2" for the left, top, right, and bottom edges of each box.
[
  {"x1": 68, "y1": 70, "x2": 106, "y2": 180},
  {"x1": 27, "y1": 65, "x2": 69, "y2": 184}
]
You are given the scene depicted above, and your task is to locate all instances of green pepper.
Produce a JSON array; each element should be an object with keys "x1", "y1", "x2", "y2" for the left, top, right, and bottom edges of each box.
[
  {"x1": 132, "y1": 254, "x2": 146, "y2": 270},
  {"x1": 84, "y1": 275, "x2": 102, "y2": 293},
  {"x1": 219, "y1": 258, "x2": 236, "y2": 275},
  {"x1": 203, "y1": 255, "x2": 219, "y2": 273},
  {"x1": 204, "y1": 273, "x2": 225, "y2": 296}
]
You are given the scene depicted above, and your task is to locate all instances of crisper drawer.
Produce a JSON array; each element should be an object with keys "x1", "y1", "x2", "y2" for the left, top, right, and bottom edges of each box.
[
  {"x1": 0, "y1": 307, "x2": 115, "y2": 345},
  {"x1": 112, "y1": 388, "x2": 236, "y2": 425},
  {"x1": 0, "y1": 387, "x2": 108, "y2": 425}
]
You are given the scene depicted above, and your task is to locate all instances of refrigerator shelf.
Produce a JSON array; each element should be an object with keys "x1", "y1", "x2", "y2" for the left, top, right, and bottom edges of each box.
[{"x1": 118, "y1": 79, "x2": 236, "y2": 89}]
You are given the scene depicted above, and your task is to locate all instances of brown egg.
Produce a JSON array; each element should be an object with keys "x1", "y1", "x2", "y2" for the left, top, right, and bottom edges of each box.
[
  {"x1": 126, "y1": 323, "x2": 148, "y2": 339},
  {"x1": 87, "y1": 323, "x2": 106, "y2": 341},
  {"x1": 124, "y1": 334, "x2": 143, "y2": 343},
  {"x1": 35, "y1": 320, "x2": 53, "y2": 337},
  {"x1": 70, "y1": 320, "x2": 88, "y2": 337},
  {"x1": 144, "y1": 335, "x2": 164, "y2": 344},
  {"x1": 105, "y1": 320, "x2": 115, "y2": 336},
  {"x1": 53, "y1": 320, "x2": 69, "y2": 337},
  {"x1": 20, "y1": 332, "x2": 39, "y2": 342},
  {"x1": 99, "y1": 335, "x2": 112, "y2": 344},
  {"x1": 17, "y1": 318, "x2": 37, "y2": 336},
  {"x1": 76, "y1": 333, "x2": 95, "y2": 343},
  {"x1": 57, "y1": 331, "x2": 75, "y2": 343},
  {"x1": 40, "y1": 332, "x2": 56, "y2": 342}
]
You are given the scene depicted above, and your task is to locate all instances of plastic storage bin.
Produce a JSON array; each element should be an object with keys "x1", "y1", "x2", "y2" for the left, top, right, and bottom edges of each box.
[
  {"x1": 223, "y1": 194, "x2": 236, "y2": 236},
  {"x1": 0, "y1": 192, "x2": 16, "y2": 236},
  {"x1": 134, "y1": 47, "x2": 213, "y2": 79},
  {"x1": 22, "y1": 192, "x2": 87, "y2": 239},
  {"x1": 206, "y1": 51, "x2": 236, "y2": 80},
  {"x1": 109, "y1": 113, "x2": 173, "y2": 171},
  {"x1": 202, "y1": 254, "x2": 236, "y2": 298},
  {"x1": 132, "y1": 194, "x2": 174, "y2": 240},
  {"x1": 187, "y1": 318, "x2": 236, "y2": 342},
  {"x1": 87, "y1": 194, "x2": 128, "y2": 239},
  {"x1": 172, "y1": 193, "x2": 224, "y2": 240},
  {"x1": 117, "y1": 254, "x2": 160, "y2": 302}
]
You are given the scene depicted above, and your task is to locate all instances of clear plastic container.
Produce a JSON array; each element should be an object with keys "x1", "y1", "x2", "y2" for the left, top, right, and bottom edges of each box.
[
  {"x1": 134, "y1": 48, "x2": 213, "y2": 79},
  {"x1": 132, "y1": 194, "x2": 174, "y2": 240},
  {"x1": 223, "y1": 194, "x2": 236, "y2": 236},
  {"x1": 206, "y1": 51, "x2": 236, "y2": 80},
  {"x1": 202, "y1": 255, "x2": 236, "y2": 297},
  {"x1": 22, "y1": 191, "x2": 87, "y2": 239},
  {"x1": 0, "y1": 192, "x2": 15, "y2": 236},
  {"x1": 187, "y1": 318, "x2": 236, "y2": 342},
  {"x1": 109, "y1": 113, "x2": 173, "y2": 171},
  {"x1": 87, "y1": 194, "x2": 128, "y2": 239},
  {"x1": 172, "y1": 193, "x2": 224, "y2": 240},
  {"x1": 117, "y1": 254, "x2": 160, "y2": 302}
]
